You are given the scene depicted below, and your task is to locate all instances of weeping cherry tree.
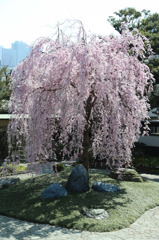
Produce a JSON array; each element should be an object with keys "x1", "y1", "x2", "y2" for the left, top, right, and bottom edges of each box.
[{"x1": 7, "y1": 21, "x2": 154, "y2": 171}]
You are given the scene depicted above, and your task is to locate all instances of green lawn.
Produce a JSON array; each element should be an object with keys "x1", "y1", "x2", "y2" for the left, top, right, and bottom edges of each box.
[
  {"x1": 0, "y1": 170, "x2": 159, "y2": 232},
  {"x1": 0, "y1": 163, "x2": 27, "y2": 176}
]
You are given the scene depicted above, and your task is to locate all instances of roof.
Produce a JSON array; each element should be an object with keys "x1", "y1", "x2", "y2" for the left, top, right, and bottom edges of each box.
[{"x1": 147, "y1": 109, "x2": 159, "y2": 119}]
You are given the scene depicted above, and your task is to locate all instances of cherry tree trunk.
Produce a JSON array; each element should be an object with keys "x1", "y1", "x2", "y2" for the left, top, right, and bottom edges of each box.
[
  {"x1": 82, "y1": 126, "x2": 90, "y2": 171},
  {"x1": 80, "y1": 90, "x2": 96, "y2": 171}
]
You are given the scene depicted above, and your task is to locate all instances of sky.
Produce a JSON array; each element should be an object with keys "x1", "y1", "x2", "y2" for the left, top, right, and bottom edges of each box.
[{"x1": 0, "y1": 0, "x2": 159, "y2": 48}]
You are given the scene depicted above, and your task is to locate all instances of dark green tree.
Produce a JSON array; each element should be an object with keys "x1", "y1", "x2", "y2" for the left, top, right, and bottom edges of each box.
[
  {"x1": 140, "y1": 13, "x2": 159, "y2": 54},
  {"x1": 108, "y1": 8, "x2": 159, "y2": 106},
  {"x1": 108, "y1": 8, "x2": 151, "y2": 34},
  {"x1": 140, "y1": 13, "x2": 159, "y2": 85},
  {"x1": 108, "y1": 8, "x2": 159, "y2": 54},
  {"x1": 0, "y1": 66, "x2": 12, "y2": 113},
  {"x1": 147, "y1": 57, "x2": 159, "y2": 85}
]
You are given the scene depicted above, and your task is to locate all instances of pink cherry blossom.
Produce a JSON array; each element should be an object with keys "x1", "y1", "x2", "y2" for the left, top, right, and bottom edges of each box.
[{"x1": 7, "y1": 21, "x2": 154, "y2": 171}]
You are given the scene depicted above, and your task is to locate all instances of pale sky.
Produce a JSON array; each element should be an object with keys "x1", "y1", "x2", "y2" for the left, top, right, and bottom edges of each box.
[{"x1": 0, "y1": 0, "x2": 159, "y2": 48}]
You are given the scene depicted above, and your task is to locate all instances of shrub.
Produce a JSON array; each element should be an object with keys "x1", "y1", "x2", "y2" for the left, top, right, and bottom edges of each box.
[{"x1": 53, "y1": 163, "x2": 64, "y2": 172}]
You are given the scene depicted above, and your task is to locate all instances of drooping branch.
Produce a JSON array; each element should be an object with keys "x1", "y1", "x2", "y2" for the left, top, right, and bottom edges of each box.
[
  {"x1": 24, "y1": 86, "x2": 64, "y2": 105},
  {"x1": 7, "y1": 21, "x2": 154, "y2": 172}
]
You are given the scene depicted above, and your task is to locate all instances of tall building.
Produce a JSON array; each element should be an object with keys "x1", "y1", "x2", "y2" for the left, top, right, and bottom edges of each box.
[
  {"x1": 0, "y1": 41, "x2": 31, "y2": 68},
  {"x1": 2, "y1": 48, "x2": 16, "y2": 67},
  {"x1": 11, "y1": 41, "x2": 31, "y2": 66}
]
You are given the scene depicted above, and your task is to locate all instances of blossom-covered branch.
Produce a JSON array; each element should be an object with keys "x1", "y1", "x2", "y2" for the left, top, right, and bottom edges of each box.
[{"x1": 7, "y1": 20, "x2": 154, "y2": 171}]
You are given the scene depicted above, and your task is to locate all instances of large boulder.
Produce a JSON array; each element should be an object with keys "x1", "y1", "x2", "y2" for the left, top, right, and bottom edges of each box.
[
  {"x1": 0, "y1": 177, "x2": 20, "y2": 189},
  {"x1": 66, "y1": 164, "x2": 90, "y2": 193},
  {"x1": 92, "y1": 181, "x2": 120, "y2": 192},
  {"x1": 110, "y1": 168, "x2": 143, "y2": 182},
  {"x1": 41, "y1": 183, "x2": 67, "y2": 199}
]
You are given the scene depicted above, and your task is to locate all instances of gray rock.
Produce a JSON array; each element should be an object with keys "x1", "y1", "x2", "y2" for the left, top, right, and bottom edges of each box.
[
  {"x1": 110, "y1": 168, "x2": 143, "y2": 182},
  {"x1": 41, "y1": 183, "x2": 67, "y2": 199},
  {"x1": 92, "y1": 181, "x2": 120, "y2": 192},
  {"x1": 66, "y1": 164, "x2": 90, "y2": 193},
  {"x1": 0, "y1": 177, "x2": 20, "y2": 189},
  {"x1": 82, "y1": 208, "x2": 109, "y2": 219}
]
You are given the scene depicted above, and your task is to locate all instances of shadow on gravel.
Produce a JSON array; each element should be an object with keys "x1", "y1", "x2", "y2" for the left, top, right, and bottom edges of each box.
[
  {"x1": 0, "y1": 215, "x2": 84, "y2": 240},
  {"x1": 140, "y1": 173, "x2": 159, "y2": 182}
]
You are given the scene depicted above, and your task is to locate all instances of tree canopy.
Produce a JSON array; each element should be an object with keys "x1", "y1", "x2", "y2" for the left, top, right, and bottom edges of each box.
[
  {"x1": 108, "y1": 8, "x2": 151, "y2": 34},
  {"x1": 0, "y1": 66, "x2": 11, "y2": 113},
  {"x1": 8, "y1": 21, "x2": 154, "y2": 171},
  {"x1": 108, "y1": 8, "x2": 159, "y2": 55},
  {"x1": 108, "y1": 8, "x2": 159, "y2": 107}
]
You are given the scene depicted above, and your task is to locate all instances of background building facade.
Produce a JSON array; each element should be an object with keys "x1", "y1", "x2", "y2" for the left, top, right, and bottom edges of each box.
[{"x1": 0, "y1": 41, "x2": 31, "y2": 68}]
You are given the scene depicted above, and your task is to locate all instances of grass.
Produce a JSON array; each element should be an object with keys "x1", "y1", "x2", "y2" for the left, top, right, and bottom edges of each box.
[
  {"x1": 7, "y1": 163, "x2": 27, "y2": 172},
  {"x1": 133, "y1": 155, "x2": 159, "y2": 167},
  {"x1": 0, "y1": 170, "x2": 159, "y2": 232},
  {"x1": 0, "y1": 163, "x2": 27, "y2": 176}
]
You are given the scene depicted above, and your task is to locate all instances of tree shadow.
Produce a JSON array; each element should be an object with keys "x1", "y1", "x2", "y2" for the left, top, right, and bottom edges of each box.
[
  {"x1": 0, "y1": 215, "x2": 84, "y2": 240},
  {"x1": 141, "y1": 176, "x2": 159, "y2": 182}
]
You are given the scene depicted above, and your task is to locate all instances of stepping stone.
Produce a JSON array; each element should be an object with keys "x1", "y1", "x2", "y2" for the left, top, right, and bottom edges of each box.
[
  {"x1": 82, "y1": 208, "x2": 109, "y2": 219},
  {"x1": 41, "y1": 183, "x2": 67, "y2": 199},
  {"x1": 0, "y1": 177, "x2": 20, "y2": 189},
  {"x1": 92, "y1": 181, "x2": 120, "y2": 192}
]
